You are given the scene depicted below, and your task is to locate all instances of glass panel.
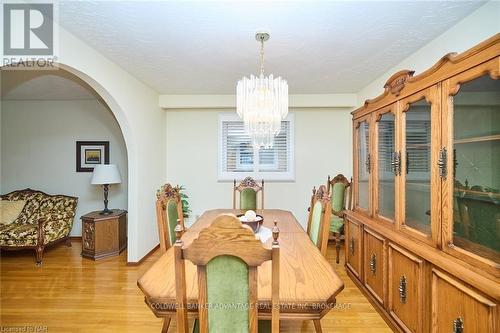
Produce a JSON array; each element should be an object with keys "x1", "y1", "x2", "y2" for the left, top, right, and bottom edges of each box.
[
  {"x1": 405, "y1": 98, "x2": 431, "y2": 235},
  {"x1": 358, "y1": 120, "x2": 370, "y2": 209},
  {"x1": 452, "y1": 75, "x2": 500, "y2": 263},
  {"x1": 377, "y1": 112, "x2": 395, "y2": 220}
]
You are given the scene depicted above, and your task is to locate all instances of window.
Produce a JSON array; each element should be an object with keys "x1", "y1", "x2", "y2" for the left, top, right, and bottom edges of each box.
[{"x1": 219, "y1": 113, "x2": 295, "y2": 181}]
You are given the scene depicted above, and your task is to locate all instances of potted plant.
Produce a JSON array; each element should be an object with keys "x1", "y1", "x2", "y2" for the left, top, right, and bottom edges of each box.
[{"x1": 178, "y1": 186, "x2": 191, "y2": 218}]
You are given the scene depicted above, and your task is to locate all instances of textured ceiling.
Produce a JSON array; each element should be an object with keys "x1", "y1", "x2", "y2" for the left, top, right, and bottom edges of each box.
[
  {"x1": 38, "y1": 2, "x2": 491, "y2": 94},
  {"x1": 1, "y1": 70, "x2": 98, "y2": 100}
]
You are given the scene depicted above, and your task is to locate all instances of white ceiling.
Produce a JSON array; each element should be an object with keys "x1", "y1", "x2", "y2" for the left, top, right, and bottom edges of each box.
[{"x1": 56, "y1": 0, "x2": 485, "y2": 95}]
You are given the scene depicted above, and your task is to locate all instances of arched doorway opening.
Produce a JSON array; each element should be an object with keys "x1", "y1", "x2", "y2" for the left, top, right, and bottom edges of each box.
[{"x1": 1, "y1": 63, "x2": 134, "y2": 260}]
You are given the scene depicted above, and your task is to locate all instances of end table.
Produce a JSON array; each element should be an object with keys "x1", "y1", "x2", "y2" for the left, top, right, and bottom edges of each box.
[{"x1": 81, "y1": 210, "x2": 127, "y2": 260}]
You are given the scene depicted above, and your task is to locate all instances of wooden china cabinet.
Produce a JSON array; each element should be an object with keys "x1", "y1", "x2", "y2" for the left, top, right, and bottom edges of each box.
[{"x1": 345, "y1": 34, "x2": 499, "y2": 333}]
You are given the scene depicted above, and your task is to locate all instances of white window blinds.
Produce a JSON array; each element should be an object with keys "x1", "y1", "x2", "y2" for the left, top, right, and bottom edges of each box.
[
  {"x1": 219, "y1": 114, "x2": 294, "y2": 181},
  {"x1": 406, "y1": 119, "x2": 431, "y2": 175}
]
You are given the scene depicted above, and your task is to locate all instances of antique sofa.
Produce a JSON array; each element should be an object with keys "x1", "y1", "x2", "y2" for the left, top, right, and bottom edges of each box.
[{"x1": 0, "y1": 189, "x2": 78, "y2": 264}]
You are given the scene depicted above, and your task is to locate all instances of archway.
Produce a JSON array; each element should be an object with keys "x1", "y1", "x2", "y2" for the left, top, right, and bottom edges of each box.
[{"x1": 1, "y1": 62, "x2": 137, "y2": 260}]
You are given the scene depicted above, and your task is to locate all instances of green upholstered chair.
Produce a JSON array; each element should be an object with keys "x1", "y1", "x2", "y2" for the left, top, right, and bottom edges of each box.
[
  {"x1": 306, "y1": 185, "x2": 332, "y2": 259},
  {"x1": 156, "y1": 183, "x2": 185, "y2": 254},
  {"x1": 174, "y1": 214, "x2": 280, "y2": 333},
  {"x1": 327, "y1": 174, "x2": 352, "y2": 264},
  {"x1": 156, "y1": 183, "x2": 186, "y2": 333},
  {"x1": 233, "y1": 177, "x2": 264, "y2": 211},
  {"x1": 305, "y1": 185, "x2": 332, "y2": 332}
]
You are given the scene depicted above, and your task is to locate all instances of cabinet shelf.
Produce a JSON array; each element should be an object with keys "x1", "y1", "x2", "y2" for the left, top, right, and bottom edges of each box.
[
  {"x1": 453, "y1": 134, "x2": 500, "y2": 144},
  {"x1": 407, "y1": 135, "x2": 500, "y2": 148}
]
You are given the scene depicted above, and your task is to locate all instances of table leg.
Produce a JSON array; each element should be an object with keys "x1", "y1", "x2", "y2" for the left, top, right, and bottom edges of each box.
[
  {"x1": 313, "y1": 319, "x2": 323, "y2": 333},
  {"x1": 161, "y1": 317, "x2": 171, "y2": 333}
]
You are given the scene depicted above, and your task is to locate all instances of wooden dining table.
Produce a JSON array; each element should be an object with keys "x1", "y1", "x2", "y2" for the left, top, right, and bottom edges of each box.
[{"x1": 137, "y1": 209, "x2": 344, "y2": 322}]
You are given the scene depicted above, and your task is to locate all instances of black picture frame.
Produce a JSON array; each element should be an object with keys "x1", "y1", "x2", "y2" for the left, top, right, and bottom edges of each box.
[{"x1": 76, "y1": 141, "x2": 110, "y2": 172}]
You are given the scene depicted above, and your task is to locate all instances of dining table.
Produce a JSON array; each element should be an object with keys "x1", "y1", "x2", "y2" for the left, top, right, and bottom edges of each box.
[{"x1": 137, "y1": 209, "x2": 344, "y2": 323}]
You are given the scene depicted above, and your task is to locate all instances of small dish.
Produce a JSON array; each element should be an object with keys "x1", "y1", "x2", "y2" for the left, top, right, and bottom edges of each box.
[{"x1": 237, "y1": 214, "x2": 264, "y2": 233}]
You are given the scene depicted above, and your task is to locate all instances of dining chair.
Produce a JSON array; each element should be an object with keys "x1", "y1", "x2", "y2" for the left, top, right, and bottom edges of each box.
[
  {"x1": 326, "y1": 174, "x2": 352, "y2": 264},
  {"x1": 305, "y1": 185, "x2": 332, "y2": 332},
  {"x1": 174, "y1": 214, "x2": 280, "y2": 333},
  {"x1": 233, "y1": 177, "x2": 265, "y2": 211},
  {"x1": 306, "y1": 185, "x2": 332, "y2": 259},
  {"x1": 156, "y1": 183, "x2": 185, "y2": 253}
]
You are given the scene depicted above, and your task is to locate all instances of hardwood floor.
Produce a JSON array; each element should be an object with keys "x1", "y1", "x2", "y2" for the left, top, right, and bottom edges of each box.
[{"x1": 0, "y1": 240, "x2": 391, "y2": 332}]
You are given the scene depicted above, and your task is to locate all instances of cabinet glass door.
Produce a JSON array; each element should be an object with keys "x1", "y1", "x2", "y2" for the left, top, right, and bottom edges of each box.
[
  {"x1": 355, "y1": 117, "x2": 371, "y2": 213},
  {"x1": 400, "y1": 86, "x2": 440, "y2": 245},
  {"x1": 375, "y1": 107, "x2": 397, "y2": 222},
  {"x1": 443, "y1": 65, "x2": 500, "y2": 271}
]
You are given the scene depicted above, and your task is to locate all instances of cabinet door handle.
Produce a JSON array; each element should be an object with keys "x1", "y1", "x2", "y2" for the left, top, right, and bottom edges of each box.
[
  {"x1": 438, "y1": 147, "x2": 448, "y2": 180},
  {"x1": 452, "y1": 317, "x2": 463, "y2": 333},
  {"x1": 399, "y1": 275, "x2": 407, "y2": 304},
  {"x1": 349, "y1": 237, "x2": 355, "y2": 256},
  {"x1": 369, "y1": 254, "x2": 376, "y2": 273},
  {"x1": 390, "y1": 151, "x2": 401, "y2": 176},
  {"x1": 366, "y1": 153, "x2": 371, "y2": 173}
]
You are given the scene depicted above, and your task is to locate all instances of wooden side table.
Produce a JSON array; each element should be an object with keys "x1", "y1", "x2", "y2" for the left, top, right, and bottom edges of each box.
[{"x1": 81, "y1": 210, "x2": 127, "y2": 260}]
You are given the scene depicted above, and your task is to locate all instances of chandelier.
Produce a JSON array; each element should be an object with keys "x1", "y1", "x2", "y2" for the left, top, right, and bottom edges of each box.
[{"x1": 236, "y1": 32, "x2": 289, "y2": 148}]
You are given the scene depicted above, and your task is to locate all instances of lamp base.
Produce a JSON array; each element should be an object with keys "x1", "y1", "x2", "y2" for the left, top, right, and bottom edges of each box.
[{"x1": 99, "y1": 208, "x2": 114, "y2": 215}]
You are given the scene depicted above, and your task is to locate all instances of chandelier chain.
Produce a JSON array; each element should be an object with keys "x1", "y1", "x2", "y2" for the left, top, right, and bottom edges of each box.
[{"x1": 259, "y1": 36, "x2": 265, "y2": 75}]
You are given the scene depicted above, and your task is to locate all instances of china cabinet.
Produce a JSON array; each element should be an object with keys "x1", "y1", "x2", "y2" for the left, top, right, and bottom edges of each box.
[{"x1": 346, "y1": 34, "x2": 499, "y2": 333}]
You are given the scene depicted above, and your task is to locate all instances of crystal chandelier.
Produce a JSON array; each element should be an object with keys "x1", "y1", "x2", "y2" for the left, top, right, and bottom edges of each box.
[{"x1": 236, "y1": 32, "x2": 288, "y2": 148}]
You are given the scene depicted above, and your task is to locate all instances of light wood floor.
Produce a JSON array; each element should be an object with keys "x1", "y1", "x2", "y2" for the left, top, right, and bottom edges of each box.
[{"x1": 0, "y1": 241, "x2": 391, "y2": 332}]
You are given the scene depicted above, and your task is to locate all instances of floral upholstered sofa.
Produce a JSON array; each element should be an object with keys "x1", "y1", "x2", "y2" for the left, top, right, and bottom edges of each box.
[{"x1": 0, "y1": 189, "x2": 78, "y2": 264}]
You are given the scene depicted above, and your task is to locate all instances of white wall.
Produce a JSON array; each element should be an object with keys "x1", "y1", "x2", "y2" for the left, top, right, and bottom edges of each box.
[
  {"x1": 166, "y1": 109, "x2": 352, "y2": 229},
  {"x1": 1, "y1": 100, "x2": 127, "y2": 236},
  {"x1": 358, "y1": 1, "x2": 500, "y2": 104},
  {"x1": 55, "y1": 25, "x2": 166, "y2": 262}
]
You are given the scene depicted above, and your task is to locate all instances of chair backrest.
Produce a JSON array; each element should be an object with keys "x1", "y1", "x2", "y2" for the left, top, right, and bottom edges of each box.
[
  {"x1": 233, "y1": 177, "x2": 265, "y2": 211},
  {"x1": 326, "y1": 174, "x2": 352, "y2": 216},
  {"x1": 306, "y1": 185, "x2": 332, "y2": 257},
  {"x1": 174, "y1": 214, "x2": 280, "y2": 333},
  {"x1": 156, "y1": 183, "x2": 184, "y2": 253}
]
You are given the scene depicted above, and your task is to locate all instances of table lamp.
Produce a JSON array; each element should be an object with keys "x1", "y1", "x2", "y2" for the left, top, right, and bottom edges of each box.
[{"x1": 91, "y1": 164, "x2": 122, "y2": 215}]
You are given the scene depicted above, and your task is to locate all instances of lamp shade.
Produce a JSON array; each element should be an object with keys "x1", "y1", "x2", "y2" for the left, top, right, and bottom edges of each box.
[{"x1": 91, "y1": 164, "x2": 122, "y2": 185}]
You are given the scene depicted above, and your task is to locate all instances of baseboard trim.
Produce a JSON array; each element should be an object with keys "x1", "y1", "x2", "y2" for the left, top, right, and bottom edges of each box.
[
  {"x1": 70, "y1": 236, "x2": 82, "y2": 241},
  {"x1": 126, "y1": 244, "x2": 160, "y2": 266}
]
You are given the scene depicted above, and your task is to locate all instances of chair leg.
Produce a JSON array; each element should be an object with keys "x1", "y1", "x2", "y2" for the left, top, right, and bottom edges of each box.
[
  {"x1": 65, "y1": 237, "x2": 72, "y2": 247},
  {"x1": 313, "y1": 319, "x2": 323, "y2": 333},
  {"x1": 161, "y1": 317, "x2": 171, "y2": 333},
  {"x1": 335, "y1": 233, "x2": 341, "y2": 264}
]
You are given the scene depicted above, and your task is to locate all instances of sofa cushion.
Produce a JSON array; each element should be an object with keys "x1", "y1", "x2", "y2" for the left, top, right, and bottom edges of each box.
[
  {"x1": 0, "y1": 200, "x2": 26, "y2": 225},
  {"x1": 1, "y1": 191, "x2": 46, "y2": 225},
  {"x1": 0, "y1": 223, "x2": 38, "y2": 246},
  {"x1": 0, "y1": 218, "x2": 73, "y2": 247}
]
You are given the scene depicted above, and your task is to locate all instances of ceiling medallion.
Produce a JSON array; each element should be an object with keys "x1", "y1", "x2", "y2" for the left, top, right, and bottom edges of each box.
[{"x1": 236, "y1": 32, "x2": 289, "y2": 148}]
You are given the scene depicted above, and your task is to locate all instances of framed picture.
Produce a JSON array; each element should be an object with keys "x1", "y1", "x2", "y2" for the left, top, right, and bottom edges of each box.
[{"x1": 76, "y1": 141, "x2": 109, "y2": 172}]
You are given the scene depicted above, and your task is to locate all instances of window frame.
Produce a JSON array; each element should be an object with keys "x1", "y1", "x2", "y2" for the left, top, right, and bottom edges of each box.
[{"x1": 218, "y1": 113, "x2": 295, "y2": 182}]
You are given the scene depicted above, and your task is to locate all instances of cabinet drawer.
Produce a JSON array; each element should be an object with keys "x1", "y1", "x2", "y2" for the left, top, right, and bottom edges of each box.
[
  {"x1": 431, "y1": 268, "x2": 498, "y2": 333},
  {"x1": 364, "y1": 228, "x2": 386, "y2": 305},
  {"x1": 388, "y1": 243, "x2": 424, "y2": 333},
  {"x1": 346, "y1": 218, "x2": 363, "y2": 279}
]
